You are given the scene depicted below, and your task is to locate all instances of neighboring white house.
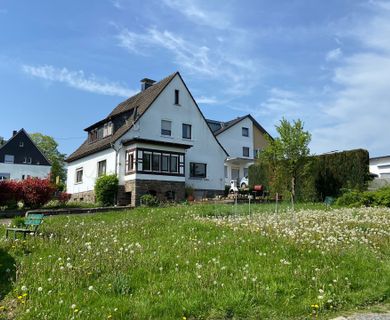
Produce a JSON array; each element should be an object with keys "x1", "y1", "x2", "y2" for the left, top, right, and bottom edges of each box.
[
  {"x1": 0, "y1": 129, "x2": 51, "y2": 181},
  {"x1": 370, "y1": 155, "x2": 390, "y2": 179},
  {"x1": 207, "y1": 115, "x2": 271, "y2": 187},
  {"x1": 66, "y1": 72, "x2": 228, "y2": 205}
]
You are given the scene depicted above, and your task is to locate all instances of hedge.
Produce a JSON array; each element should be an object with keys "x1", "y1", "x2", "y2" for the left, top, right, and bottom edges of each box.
[{"x1": 249, "y1": 149, "x2": 370, "y2": 201}]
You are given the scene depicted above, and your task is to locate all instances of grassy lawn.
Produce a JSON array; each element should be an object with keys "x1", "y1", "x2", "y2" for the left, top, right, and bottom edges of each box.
[{"x1": 0, "y1": 203, "x2": 389, "y2": 319}]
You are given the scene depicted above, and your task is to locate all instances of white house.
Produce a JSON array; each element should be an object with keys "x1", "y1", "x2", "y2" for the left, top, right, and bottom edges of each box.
[
  {"x1": 66, "y1": 72, "x2": 228, "y2": 205},
  {"x1": 0, "y1": 129, "x2": 51, "y2": 181},
  {"x1": 369, "y1": 155, "x2": 390, "y2": 178},
  {"x1": 207, "y1": 115, "x2": 271, "y2": 187}
]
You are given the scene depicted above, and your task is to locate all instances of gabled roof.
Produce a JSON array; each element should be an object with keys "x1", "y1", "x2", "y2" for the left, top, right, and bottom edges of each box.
[
  {"x1": 67, "y1": 71, "x2": 228, "y2": 162},
  {"x1": 207, "y1": 114, "x2": 273, "y2": 139},
  {"x1": 0, "y1": 129, "x2": 51, "y2": 166},
  {"x1": 66, "y1": 72, "x2": 178, "y2": 162}
]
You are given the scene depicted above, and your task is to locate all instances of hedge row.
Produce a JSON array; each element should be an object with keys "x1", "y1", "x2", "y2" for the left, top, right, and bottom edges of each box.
[
  {"x1": 336, "y1": 187, "x2": 390, "y2": 207},
  {"x1": 0, "y1": 178, "x2": 56, "y2": 209},
  {"x1": 249, "y1": 149, "x2": 370, "y2": 201}
]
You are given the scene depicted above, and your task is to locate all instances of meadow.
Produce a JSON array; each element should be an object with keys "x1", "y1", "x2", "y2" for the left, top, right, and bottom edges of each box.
[{"x1": 0, "y1": 203, "x2": 389, "y2": 319}]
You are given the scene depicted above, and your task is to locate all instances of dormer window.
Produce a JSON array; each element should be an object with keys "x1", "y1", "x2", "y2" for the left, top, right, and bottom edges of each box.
[
  {"x1": 174, "y1": 90, "x2": 180, "y2": 105},
  {"x1": 103, "y1": 122, "x2": 113, "y2": 137},
  {"x1": 19, "y1": 141, "x2": 24, "y2": 147}
]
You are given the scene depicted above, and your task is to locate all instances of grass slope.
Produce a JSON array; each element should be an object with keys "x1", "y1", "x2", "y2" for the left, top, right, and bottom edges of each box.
[{"x1": 0, "y1": 203, "x2": 389, "y2": 319}]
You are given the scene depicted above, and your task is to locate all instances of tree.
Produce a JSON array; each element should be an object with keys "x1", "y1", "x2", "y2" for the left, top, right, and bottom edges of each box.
[
  {"x1": 262, "y1": 118, "x2": 311, "y2": 208},
  {"x1": 30, "y1": 133, "x2": 66, "y2": 184}
]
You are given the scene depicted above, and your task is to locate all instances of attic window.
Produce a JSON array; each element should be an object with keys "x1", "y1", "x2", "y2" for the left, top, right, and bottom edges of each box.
[
  {"x1": 174, "y1": 90, "x2": 180, "y2": 105},
  {"x1": 19, "y1": 141, "x2": 24, "y2": 147}
]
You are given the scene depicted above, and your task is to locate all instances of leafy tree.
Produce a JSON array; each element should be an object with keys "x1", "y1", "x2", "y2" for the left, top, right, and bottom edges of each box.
[
  {"x1": 30, "y1": 133, "x2": 66, "y2": 184},
  {"x1": 262, "y1": 118, "x2": 311, "y2": 208}
]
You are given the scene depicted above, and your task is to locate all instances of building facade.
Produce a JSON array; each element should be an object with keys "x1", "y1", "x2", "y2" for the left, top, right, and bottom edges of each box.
[
  {"x1": 66, "y1": 72, "x2": 228, "y2": 205},
  {"x1": 0, "y1": 129, "x2": 51, "y2": 181},
  {"x1": 207, "y1": 115, "x2": 271, "y2": 187}
]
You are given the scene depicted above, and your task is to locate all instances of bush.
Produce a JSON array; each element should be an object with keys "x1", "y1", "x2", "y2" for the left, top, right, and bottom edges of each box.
[
  {"x1": 140, "y1": 194, "x2": 159, "y2": 207},
  {"x1": 57, "y1": 192, "x2": 71, "y2": 204},
  {"x1": 335, "y1": 190, "x2": 363, "y2": 207},
  {"x1": 94, "y1": 174, "x2": 119, "y2": 206},
  {"x1": 372, "y1": 187, "x2": 390, "y2": 207},
  {"x1": 0, "y1": 178, "x2": 55, "y2": 209},
  {"x1": 336, "y1": 186, "x2": 390, "y2": 207}
]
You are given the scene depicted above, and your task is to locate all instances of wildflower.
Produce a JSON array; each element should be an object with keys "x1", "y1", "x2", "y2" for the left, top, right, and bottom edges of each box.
[
  {"x1": 37, "y1": 287, "x2": 43, "y2": 292},
  {"x1": 71, "y1": 304, "x2": 76, "y2": 309},
  {"x1": 21, "y1": 285, "x2": 27, "y2": 292},
  {"x1": 88, "y1": 286, "x2": 94, "y2": 291}
]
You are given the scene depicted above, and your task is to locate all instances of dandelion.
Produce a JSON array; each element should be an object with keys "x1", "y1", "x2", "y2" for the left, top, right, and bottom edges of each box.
[
  {"x1": 71, "y1": 304, "x2": 76, "y2": 309},
  {"x1": 37, "y1": 287, "x2": 43, "y2": 292},
  {"x1": 21, "y1": 285, "x2": 27, "y2": 292},
  {"x1": 88, "y1": 286, "x2": 94, "y2": 291}
]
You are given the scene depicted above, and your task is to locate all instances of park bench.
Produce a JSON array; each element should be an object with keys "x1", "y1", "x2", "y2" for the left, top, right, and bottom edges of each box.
[
  {"x1": 324, "y1": 196, "x2": 335, "y2": 207},
  {"x1": 5, "y1": 212, "x2": 45, "y2": 239}
]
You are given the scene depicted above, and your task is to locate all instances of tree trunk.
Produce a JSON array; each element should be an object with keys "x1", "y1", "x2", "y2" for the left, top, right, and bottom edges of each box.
[{"x1": 291, "y1": 176, "x2": 295, "y2": 211}]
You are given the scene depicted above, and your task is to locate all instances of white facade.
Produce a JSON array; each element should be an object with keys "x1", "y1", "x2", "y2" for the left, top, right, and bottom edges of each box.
[
  {"x1": 66, "y1": 148, "x2": 116, "y2": 194},
  {"x1": 0, "y1": 163, "x2": 51, "y2": 180},
  {"x1": 66, "y1": 74, "x2": 227, "y2": 196},
  {"x1": 369, "y1": 156, "x2": 390, "y2": 178},
  {"x1": 215, "y1": 117, "x2": 255, "y2": 186}
]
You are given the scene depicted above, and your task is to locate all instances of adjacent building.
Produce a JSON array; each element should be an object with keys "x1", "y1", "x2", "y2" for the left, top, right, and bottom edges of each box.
[
  {"x1": 369, "y1": 155, "x2": 390, "y2": 178},
  {"x1": 207, "y1": 115, "x2": 271, "y2": 187},
  {"x1": 0, "y1": 129, "x2": 51, "y2": 180},
  {"x1": 66, "y1": 72, "x2": 228, "y2": 205}
]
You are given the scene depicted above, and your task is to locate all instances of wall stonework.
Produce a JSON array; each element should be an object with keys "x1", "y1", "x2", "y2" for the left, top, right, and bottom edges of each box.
[
  {"x1": 121, "y1": 179, "x2": 185, "y2": 206},
  {"x1": 70, "y1": 190, "x2": 95, "y2": 203}
]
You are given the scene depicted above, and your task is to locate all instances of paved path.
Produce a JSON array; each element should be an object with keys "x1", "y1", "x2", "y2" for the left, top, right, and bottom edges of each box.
[
  {"x1": 332, "y1": 313, "x2": 390, "y2": 320},
  {"x1": 0, "y1": 218, "x2": 11, "y2": 225}
]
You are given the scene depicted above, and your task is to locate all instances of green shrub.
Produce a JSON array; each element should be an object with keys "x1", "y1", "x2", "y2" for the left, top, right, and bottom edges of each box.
[
  {"x1": 140, "y1": 194, "x2": 159, "y2": 207},
  {"x1": 94, "y1": 174, "x2": 119, "y2": 206},
  {"x1": 373, "y1": 187, "x2": 390, "y2": 207},
  {"x1": 335, "y1": 190, "x2": 363, "y2": 207}
]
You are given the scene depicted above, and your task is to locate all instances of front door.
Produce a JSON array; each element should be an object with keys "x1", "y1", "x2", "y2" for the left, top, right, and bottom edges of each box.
[{"x1": 231, "y1": 168, "x2": 240, "y2": 184}]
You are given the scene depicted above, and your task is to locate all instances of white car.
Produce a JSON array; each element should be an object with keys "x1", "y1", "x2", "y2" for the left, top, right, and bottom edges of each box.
[{"x1": 240, "y1": 176, "x2": 248, "y2": 189}]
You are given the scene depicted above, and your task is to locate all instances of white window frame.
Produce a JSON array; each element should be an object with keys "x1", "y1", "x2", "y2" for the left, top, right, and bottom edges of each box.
[
  {"x1": 161, "y1": 120, "x2": 172, "y2": 136},
  {"x1": 75, "y1": 167, "x2": 83, "y2": 184}
]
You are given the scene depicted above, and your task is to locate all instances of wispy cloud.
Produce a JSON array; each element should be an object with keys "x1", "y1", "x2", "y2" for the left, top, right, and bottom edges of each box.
[
  {"x1": 22, "y1": 64, "x2": 136, "y2": 98},
  {"x1": 196, "y1": 96, "x2": 220, "y2": 105},
  {"x1": 117, "y1": 27, "x2": 260, "y2": 95},
  {"x1": 310, "y1": 2, "x2": 390, "y2": 156},
  {"x1": 326, "y1": 48, "x2": 343, "y2": 61},
  {"x1": 161, "y1": 0, "x2": 230, "y2": 29}
]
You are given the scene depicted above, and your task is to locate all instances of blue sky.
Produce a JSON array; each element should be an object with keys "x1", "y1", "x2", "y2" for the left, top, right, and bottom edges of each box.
[{"x1": 1, "y1": 0, "x2": 390, "y2": 157}]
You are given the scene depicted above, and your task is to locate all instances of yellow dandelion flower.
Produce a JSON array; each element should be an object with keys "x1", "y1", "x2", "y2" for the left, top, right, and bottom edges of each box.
[
  {"x1": 17, "y1": 296, "x2": 23, "y2": 299},
  {"x1": 74, "y1": 309, "x2": 79, "y2": 313},
  {"x1": 23, "y1": 293, "x2": 28, "y2": 297}
]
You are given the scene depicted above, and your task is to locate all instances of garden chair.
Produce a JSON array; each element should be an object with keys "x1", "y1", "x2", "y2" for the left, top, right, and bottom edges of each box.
[
  {"x1": 5, "y1": 212, "x2": 45, "y2": 240},
  {"x1": 324, "y1": 196, "x2": 334, "y2": 207}
]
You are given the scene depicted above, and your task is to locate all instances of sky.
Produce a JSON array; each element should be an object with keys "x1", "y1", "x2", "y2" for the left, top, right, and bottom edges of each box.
[{"x1": 1, "y1": 0, "x2": 390, "y2": 157}]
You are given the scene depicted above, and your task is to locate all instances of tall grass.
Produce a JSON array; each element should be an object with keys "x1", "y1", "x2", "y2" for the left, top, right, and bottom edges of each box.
[{"x1": 0, "y1": 203, "x2": 389, "y2": 319}]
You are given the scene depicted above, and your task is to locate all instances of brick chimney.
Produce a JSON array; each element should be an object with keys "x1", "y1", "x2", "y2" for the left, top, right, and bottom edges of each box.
[
  {"x1": 140, "y1": 78, "x2": 156, "y2": 91},
  {"x1": 12, "y1": 130, "x2": 17, "y2": 136}
]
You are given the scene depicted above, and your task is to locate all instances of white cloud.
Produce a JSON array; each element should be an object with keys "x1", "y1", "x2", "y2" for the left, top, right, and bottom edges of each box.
[
  {"x1": 196, "y1": 96, "x2": 219, "y2": 104},
  {"x1": 310, "y1": 3, "x2": 390, "y2": 156},
  {"x1": 22, "y1": 64, "x2": 136, "y2": 98},
  {"x1": 161, "y1": 0, "x2": 230, "y2": 29},
  {"x1": 326, "y1": 48, "x2": 342, "y2": 61},
  {"x1": 117, "y1": 27, "x2": 260, "y2": 95}
]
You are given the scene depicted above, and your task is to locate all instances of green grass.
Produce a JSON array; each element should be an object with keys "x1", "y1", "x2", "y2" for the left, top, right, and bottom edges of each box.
[{"x1": 0, "y1": 203, "x2": 389, "y2": 319}]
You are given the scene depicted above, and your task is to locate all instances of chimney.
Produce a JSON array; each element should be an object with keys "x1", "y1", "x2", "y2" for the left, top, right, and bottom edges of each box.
[
  {"x1": 12, "y1": 130, "x2": 17, "y2": 136},
  {"x1": 140, "y1": 78, "x2": 156, "y2": 91}
]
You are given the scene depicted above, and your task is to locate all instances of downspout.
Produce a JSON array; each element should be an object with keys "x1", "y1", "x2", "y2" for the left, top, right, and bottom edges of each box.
[{"x1": 110, "y1": 142, "x2": 123, "y2": 205}]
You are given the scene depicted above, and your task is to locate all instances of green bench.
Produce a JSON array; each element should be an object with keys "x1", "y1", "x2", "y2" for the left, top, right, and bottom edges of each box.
[
  {"x1": 324, "y1": 196, "x2": 335, "y2": 207},
  {"x1": 5, "y1": 212, "x2": 45, "y2": 239}
]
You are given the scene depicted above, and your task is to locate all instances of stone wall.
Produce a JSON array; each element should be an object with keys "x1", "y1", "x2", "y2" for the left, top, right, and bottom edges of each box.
[
  {"x1": 70, "y1": 190, "x2": 95, "y2": 203},
  {"x1": 121, "y1": 179, "x2": 185, "y2": 206}
]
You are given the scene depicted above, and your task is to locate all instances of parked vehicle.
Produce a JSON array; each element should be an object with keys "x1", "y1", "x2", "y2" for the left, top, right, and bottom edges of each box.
[{"x1": 240, "y1": 176, "x2": 248, "y2": 189}]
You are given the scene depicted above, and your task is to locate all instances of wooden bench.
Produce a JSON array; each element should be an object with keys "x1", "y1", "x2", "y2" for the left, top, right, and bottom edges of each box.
[{"x1": 5, "y1": 213, "x2": 45, "y2": 239}]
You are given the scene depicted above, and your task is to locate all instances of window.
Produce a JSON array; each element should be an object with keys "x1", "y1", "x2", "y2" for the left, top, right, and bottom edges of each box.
[
  {"x1": 103, "y1": 122, "x2": 113, "y2": 137},
  {"x1": 4, "y1": 155, "x2": 14, "y2": 164},
  {"x1": 242, "y1": 127, "x2": 249, "y2": 137},
  {"x1": 23, "y1": 157, "x2": 27, "y2": 164},
  {"x1": 182, "y1": 124, "x2": 192, "y2": 139},
  {"x1": 97, "y1": 160, "x2": 107, "y2": 177},
  {"x1": 190, "y1": 162, "x2": 207, "y2": 178},
  {"x1": 143, "y1": 152, "x2": 152, "y2": 171},
  {"x1": 243, "y1": 167, "x2": 249, "y2": 178},
  {"x1": 170, "y1": 155, "x2": 178, "y2": 173},
  {"x1": 254, "y1": 148, "x2": 262, "y2": 158},
  {"x1": 126, "y1": 150, "x2": 136, "y2": 173},
  {"x1": 0, "y1": 173, "x2": 10, "y2": 181},
  {"x1": 161, "y1": 120, "x2": 172, "y2": 136},
  {"x1": 224, "y1": 165, "x2": 228, "y2": 178},
  {"x1": 243, "y1": 147, "x2": 250, "y2": 157},
  {"x1": 174, "y1": 89, "x2": 180, "y2": 105},
  {"x1": 19, "y1": 141, "x2": 24, "y2": 147},
  {"x1": 75, "y1": 168, "x2": 83, "y2": 183},
  {"x1": 28, "y1": 157, "x2": 32, "y2": 164},
  {"x1": 152, "y1": 153, "x2": 161, "y2": 171},
  {"x1": 161, "y1": 154, "x2": 169, "y2": 172}
]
